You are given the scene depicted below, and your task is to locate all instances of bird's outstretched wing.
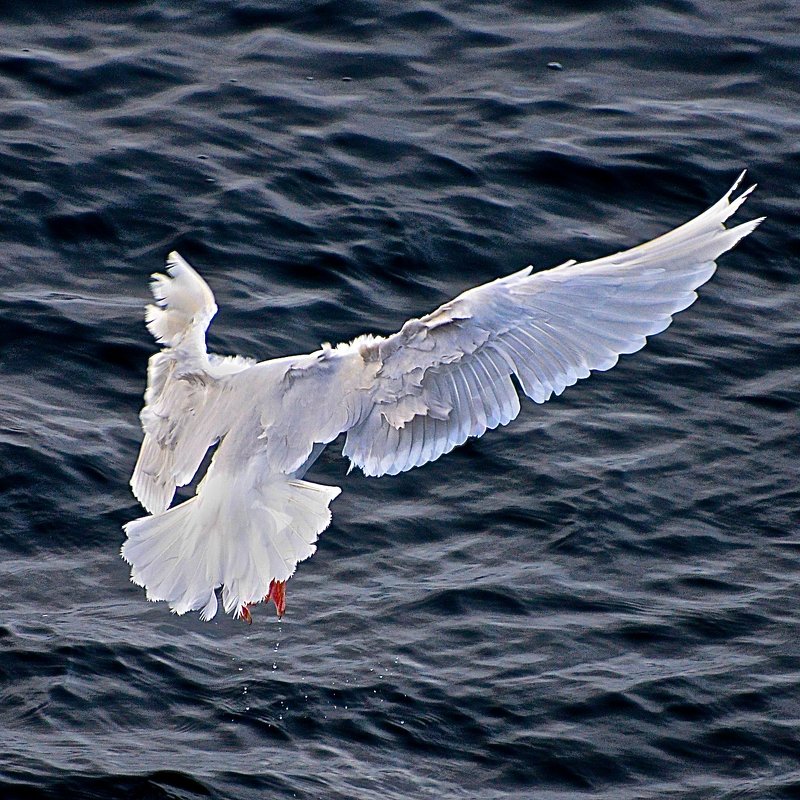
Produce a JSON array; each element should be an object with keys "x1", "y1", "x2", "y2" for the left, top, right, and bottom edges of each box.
[
  {"x1": 131, "y1": 252, "x2": 253, "y2": 513},
  {"x1": 262, "y1": 173, "x2": 761, "y2": 478}
]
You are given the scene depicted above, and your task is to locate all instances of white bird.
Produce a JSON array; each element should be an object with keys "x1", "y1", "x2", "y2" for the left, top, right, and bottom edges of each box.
[{"x1": 122, "y1": 174, "x2": 761, "y2": 622}]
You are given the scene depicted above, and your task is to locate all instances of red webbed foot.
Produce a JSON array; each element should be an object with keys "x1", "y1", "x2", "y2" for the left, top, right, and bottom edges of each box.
[
  {"x1": 266, "y1": 579, "x2": 286, "y2": 618},
  {"x1": 239, "y1": 605, "x2": 253, "y2": 624}
]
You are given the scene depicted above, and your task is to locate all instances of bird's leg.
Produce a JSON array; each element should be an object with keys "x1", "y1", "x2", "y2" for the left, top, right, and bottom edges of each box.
[
  {"x1": 239, "y1": 582, "x2": 284, "y2": 623},
  {"x1": 265, "y1": 579, "x2": 286, "y2": 618}
]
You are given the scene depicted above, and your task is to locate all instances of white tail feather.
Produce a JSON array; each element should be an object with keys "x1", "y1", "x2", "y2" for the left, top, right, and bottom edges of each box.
[{"x1": 121, "y1": 474, "x2": 341, "y2": 620}]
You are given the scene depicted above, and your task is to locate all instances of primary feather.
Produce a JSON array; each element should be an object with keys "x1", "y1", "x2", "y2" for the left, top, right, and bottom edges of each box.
[{"x1": 122, "y1": 174, "x2": 762, "y2": 620}]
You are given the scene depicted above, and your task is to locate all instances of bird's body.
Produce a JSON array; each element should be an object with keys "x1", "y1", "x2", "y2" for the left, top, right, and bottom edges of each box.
[{"x1": 122, "y1": 174, "x2": 762, "y2": 621}]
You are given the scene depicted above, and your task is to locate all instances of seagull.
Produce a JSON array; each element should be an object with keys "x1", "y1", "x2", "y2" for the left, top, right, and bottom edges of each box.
[{"x1": 121, "y1": 173, "x2": 761, "y2": 622}]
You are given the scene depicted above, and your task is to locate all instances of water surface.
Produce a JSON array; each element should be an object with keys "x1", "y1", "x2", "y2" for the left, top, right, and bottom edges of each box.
[{"x1": 1, "y1": 2, "x2": 798, "y2": 798}]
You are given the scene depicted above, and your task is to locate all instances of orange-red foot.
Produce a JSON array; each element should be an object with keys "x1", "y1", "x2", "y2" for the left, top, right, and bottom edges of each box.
[
  {"x1": 240, "y1": 605, "x2": 253, "y2": 625},
  {"x1": 265, "y1": 580, "x2": 286, "y2": 618}
]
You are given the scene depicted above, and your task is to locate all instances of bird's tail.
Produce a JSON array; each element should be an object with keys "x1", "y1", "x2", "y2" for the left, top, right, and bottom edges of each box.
[{"x1": 121, "y1": 474, "x2": 341, "y2": 620}]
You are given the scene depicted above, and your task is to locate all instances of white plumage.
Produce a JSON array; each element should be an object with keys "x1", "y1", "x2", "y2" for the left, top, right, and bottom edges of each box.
[{"x1": 121, "y1": 174, "x2": 762, "y2": 621}]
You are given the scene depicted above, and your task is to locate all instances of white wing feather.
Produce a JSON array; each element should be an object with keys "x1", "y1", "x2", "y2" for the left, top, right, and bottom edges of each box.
[
  {"x1": 262, "y1": 173, "x2": 762, "y2": 478},
  {"x1": 132, "y1": 177, "x2": 762, "y2": 490},
  {"x1": 130, "y1": 252, "x2": 253, "y2": 513}
]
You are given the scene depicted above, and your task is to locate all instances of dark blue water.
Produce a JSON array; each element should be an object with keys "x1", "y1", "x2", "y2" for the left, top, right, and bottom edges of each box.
[{"x1": 1, "y1": 1, "x2": 798, "y2": 798}]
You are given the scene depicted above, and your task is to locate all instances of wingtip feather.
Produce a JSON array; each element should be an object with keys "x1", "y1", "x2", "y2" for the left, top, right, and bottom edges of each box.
[
  {"x1": 728, "y1": 169, "x2": 747, "y2": 197},
  {"x1": 143, "y1": 252, "x2": 218, "y2": 347}
]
